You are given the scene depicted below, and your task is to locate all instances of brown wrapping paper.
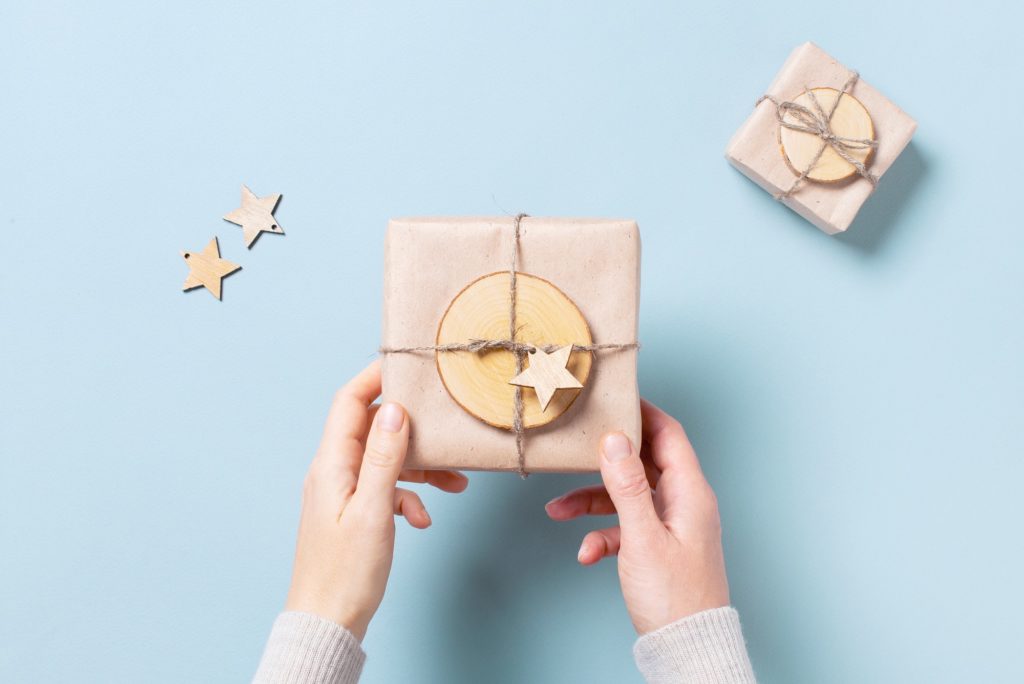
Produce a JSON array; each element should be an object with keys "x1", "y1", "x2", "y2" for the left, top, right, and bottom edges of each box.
[
  {"x1": 381, "y1": 217, "x2": 641, "y2": 472},
  {"x1": 726, "y1": 42, "x2": 917, "y2": 235}
]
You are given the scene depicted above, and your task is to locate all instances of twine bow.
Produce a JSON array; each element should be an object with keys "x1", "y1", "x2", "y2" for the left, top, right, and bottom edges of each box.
[
  {"x1": 379, "y1": 214, "x2": 639, "y2": 477},
  {"x1": 757, "y1": 72, "x2": 878, "y2": 199}
]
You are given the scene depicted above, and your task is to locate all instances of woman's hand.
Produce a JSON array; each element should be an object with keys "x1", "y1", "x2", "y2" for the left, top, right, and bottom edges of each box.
[
  {"x1": 284, "y1": 361, "x2": 468, "y2": 640},
  {"x1": 545, "y1": 399, "x2": 730, "y2": 634}
]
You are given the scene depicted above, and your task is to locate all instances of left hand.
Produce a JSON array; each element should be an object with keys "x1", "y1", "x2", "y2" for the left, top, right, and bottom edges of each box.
[{"x1": 284, "y1": 360, "x2": 468, "y2": 640}]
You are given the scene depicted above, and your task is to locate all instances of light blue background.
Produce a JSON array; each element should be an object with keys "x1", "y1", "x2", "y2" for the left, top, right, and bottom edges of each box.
[{"x1": 2, "y1": 1, "x2": 1021, "y2": 682}]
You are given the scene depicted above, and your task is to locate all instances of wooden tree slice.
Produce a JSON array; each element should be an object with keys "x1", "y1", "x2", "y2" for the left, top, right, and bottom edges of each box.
[
  {"x1": 780, "y1": 87, "x2": 875, "y2": 183},
  {"x1": 436, "y1": 272, "x2": 592, "y2": 430}
]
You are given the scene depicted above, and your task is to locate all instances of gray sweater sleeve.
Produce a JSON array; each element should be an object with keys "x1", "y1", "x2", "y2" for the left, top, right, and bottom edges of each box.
[
  {"x1": 253, "y1": 612, "x2": 365, "y2": 684},
  {"x1": 254, "y1": 607, "x2": 753, "y2": 684},
  {"x1": 633, "y1": 607, "x2": 756, "y2": 683}
]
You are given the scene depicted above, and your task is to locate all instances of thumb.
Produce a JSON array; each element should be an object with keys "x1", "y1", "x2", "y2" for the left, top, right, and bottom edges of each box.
[
  {"x1": 354, "y1": 402, "x2": 410, "y2": 512},
  {"x1": 599, "y1": 432, "x2": 661, "y2": 539}
]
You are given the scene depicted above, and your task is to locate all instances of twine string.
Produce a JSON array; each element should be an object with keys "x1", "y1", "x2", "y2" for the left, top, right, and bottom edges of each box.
[
  {"x1": 756, "y1": 72, "x2": 878, "y2": 199},
  {"x1": 509, "y1": 214, "x2": 525, "y2": 475},
  {"x1": 381, "y1": 340, "x2": 640, "y2": 354},
  {"x1": 379, "y1": 214, "x2": 640, "y2": 476}
]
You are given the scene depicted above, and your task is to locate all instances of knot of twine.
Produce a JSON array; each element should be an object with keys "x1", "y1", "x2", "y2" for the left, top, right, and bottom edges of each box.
[
  {"x1": 379, "y1": 214, "x2": 639, "y2": 477},
  {"x1": 756, "y1": 72, "x2": 878, "y2": 200}
]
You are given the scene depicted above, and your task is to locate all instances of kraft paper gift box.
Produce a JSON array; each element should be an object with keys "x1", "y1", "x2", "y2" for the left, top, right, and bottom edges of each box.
[
  {"x1": 380, "y1": 216, "x2": 641, "y2": 473},
  {"x1": 726, "y1": 42, "x2": 917, "y2": 235}
]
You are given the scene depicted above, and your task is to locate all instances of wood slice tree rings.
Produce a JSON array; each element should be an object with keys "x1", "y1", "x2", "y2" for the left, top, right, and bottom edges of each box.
[
  {"x1": 436, "y1": 272, "x2": 592, "y2": 430},
  {"x1": 780, "y1": 87, "x2": 875, "y2": 183}
]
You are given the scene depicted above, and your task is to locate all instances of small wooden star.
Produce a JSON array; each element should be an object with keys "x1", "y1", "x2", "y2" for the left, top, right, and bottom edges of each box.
[
  {"x1": 223, "y1": 185, "x2": 283, "y2": 248},
  {"x1": 181, "y1": 237, "x2": 241, "y2": 300},
  {"x1": 508, "y1": 345, "x2": 584, "y2": 411}
]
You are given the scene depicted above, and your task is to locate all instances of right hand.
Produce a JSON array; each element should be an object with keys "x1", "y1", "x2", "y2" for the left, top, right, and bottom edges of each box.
[{"x1": 545, "y1": 399, "x2": 730, "y2": 634}]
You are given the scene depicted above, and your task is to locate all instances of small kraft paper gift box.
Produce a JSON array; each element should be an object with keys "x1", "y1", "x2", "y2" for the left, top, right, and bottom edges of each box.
[
  {"x1": 380, "y1": 216, "x2": 641, "y2": 473},
  {"x1": 726, "y1": 42, "x2": 917, "y2": 235}
]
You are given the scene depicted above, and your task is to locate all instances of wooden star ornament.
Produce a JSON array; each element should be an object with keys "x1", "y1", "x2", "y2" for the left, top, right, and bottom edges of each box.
[
  {"x1": 181, "y1": 237, "x2": 241, "y2": 300},
  {"x1": 223, "y1": 185, "x2": 283, "y2": 248},
  {"x1": 508, "y1": 345, "x2": 584, "y2": 412}
]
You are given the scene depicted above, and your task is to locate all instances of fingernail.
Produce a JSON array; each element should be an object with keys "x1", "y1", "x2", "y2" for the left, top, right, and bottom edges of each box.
[
  {"x1": 545, "y1": 495, "x2": 565, "y2": 509},
  {"x1": 577, "y1": 541, "x2": 589, "y2": 562},
  {"x1": 422, "y1": 510, "x2": 432, "y2": 526},
  {"x1": 602, "y1": 433, "x2": 631, "y2": 462},
  {"x1": 379, "y1": 403, "x2": 404, "y2": 433}
]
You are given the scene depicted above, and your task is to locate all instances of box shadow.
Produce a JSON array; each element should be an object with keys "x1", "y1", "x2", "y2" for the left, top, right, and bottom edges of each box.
[{"x1": 836, "y1": 142, "x2": 929, "y2": 255}]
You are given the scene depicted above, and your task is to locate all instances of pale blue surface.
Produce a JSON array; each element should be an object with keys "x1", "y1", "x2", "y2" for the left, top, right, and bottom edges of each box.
[{"x1": 1, "y1": 2, "x2": 1022, "y2": 682}]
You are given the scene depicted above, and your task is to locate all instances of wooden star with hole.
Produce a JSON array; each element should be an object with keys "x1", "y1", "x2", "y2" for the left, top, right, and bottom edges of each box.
[
  {"x1": 223, "y1": 185, "x2": 283, "y2": 248},
  {"x1": 508, "y1": 345, "x2": 584, "y2": 411},
  {"x1": 181, "y1": 237, "x2": 241, "y2": 300}
]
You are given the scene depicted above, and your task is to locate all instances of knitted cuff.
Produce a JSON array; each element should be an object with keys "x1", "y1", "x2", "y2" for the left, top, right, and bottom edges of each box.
[
  {"x1": 253, "y1": 611, "x2": 366, "y2": 684},
  {"x1": 633, "y1": 607, "x2": 756, "y2": 684}
]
